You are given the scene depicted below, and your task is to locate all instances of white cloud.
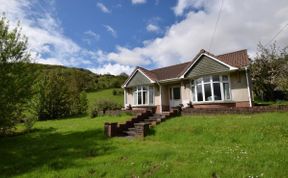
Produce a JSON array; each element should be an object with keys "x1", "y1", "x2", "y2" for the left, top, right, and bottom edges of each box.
[
  {"x1": 88, "y1": 63, "x2": 134, "y2": 75},
  {"x1": 131, "y1": 0, "x2": 146, "y2": 5},
  {"x1": 83, "y1": 30, "x2": 100, "y2": 44},
  {"x1": 0, "y1": 0, "x2": 98, "y2": 67},
  {"x1": 146, "y1": 24, "x2": 160, "y2": 33},
  {"x1": 37, "y1": 58, "x2": 64, "y2": 66},
  {"x1": 103, "y1": 25, "x2": 117, "y2": 38},
  {"x1": 96, "y1": 2, "x2": 110, "y2": 13},
  {"x1": 103, "y1": 0, "x2": 288, "y2": 68},
  {"x1": 173, "y1": 0, "x2": 209, "y2": 16},
  {"x1": 84, "y1": 30, "x2": 100, "y2": 40}
]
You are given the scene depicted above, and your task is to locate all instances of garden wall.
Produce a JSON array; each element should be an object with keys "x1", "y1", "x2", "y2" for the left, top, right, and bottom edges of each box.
[{"x1": 182, "y1": 105, "x2": 288, "y2": 115}]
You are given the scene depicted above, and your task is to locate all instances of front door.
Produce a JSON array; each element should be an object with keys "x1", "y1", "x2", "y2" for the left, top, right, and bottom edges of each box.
[{"x1": 169, "y1": 86, "x2": 181, "y2": 108}]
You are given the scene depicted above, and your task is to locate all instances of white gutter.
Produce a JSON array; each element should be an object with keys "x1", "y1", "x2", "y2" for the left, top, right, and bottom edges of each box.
[
  {"x1": 157, "y1": 82, "x2": 162, "y2": 113},
  {"x1": 245, "y1": 67, "x2": 252, "y2": 107}
]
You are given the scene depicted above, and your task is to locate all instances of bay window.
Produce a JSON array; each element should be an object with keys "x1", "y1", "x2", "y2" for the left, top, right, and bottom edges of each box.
[
  {"x1": 191, "y1": 75, "x2": 231, "y2": 102},
  {"x1": 133, "y1": 86, "x2": 154, "y2": 105}
]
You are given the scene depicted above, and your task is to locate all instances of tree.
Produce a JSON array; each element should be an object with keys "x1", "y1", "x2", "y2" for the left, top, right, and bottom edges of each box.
[
  {"x1": 31, "y1": 69, "x2": 88, "y2": 120},
  {"x1": 0, "y1": 16, "x2": 35, "y2": 134},
  {"x1": 250, "y1": 42, "x2": 288, "y2": 101}
]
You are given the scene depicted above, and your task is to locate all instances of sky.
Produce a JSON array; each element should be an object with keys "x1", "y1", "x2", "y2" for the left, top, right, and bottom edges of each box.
[{"x1": 0, "y1": 0, "x2": 287, "y2": 75}]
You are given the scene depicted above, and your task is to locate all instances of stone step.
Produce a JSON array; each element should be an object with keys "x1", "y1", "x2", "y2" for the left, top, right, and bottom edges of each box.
[
  {"x1": 124, "y1": 130, "x2": 136, "y2": 136},
  {"x1": 149, "y1": 116, "x2": 161, "y2": 120},
  {"x1": 128, "y1": 127, "x2": 135, "y2": 131}
]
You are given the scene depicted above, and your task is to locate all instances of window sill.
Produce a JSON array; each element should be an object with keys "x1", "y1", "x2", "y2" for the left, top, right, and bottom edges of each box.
[{"x1": 132, "y1": 105, "x2": 156, "y2": 107}]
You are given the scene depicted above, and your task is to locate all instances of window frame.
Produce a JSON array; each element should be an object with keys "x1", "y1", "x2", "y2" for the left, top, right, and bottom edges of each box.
[
  {"x1": 133, "y1": 85, "x2": 155, "y2": 106},
  {"x1": 170, "y1": 86, "x2": 181, "y2": 101},
  {"x1": 190, "y1": 75, "x2": 232, "y2": 103}
]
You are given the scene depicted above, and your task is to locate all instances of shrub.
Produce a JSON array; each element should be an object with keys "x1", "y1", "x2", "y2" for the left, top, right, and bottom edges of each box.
[
  {"x1": 112, "y1": 89, "x2": 117, "y2": 95},
  {"x1": 23, "y1": 116, "x2": 37, "y2": 132},
  {"x1": 31, "y1": 70, "x2": 89, "y2": 120},
  {"x1": 112, "y1": 89, "x2": 124, "y2": 96},
  {"x1": 90, "y1": 99, "x2": 121, "y2": 118}
]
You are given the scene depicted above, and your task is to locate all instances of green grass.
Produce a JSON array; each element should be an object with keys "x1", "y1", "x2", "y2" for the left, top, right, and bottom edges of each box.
[
  {"x1": 1, "y1": 112, "x2": 288, "y2": 177},
  {"x1": 87, "y1": 88, "x2": 123, "y2": 110}
]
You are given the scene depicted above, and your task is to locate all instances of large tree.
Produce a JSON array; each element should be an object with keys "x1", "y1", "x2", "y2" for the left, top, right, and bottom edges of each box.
[
  {"x1": 31, "y1": 69, "x2": 88, "y2": 120},
  {"x1": 250, "y1": 42, "x2": 288, "y2": 101},
  {"x1": 0, "y1": 17, "x2": 35, "y2": 134}
]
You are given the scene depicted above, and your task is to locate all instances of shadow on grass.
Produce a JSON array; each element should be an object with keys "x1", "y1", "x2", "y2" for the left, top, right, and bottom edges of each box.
[
  {"x1": 148, "y1": 127, "x2": 156, "y2": 136},
  {"x1": 0, "y1": 127, "x2": 114, "y2": 177}
]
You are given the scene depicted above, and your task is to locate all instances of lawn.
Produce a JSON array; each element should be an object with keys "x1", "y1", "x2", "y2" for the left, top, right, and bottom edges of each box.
[{"x1": 0, "y1": 112, "x2": 288, "y2": 177}]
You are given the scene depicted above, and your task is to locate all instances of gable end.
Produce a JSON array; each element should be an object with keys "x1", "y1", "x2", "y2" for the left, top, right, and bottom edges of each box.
[
  {"x1": 185, "y1": 55, "x2": 230, "y2": 78},
  {"x1": 126, "y1": 70, "x2": 152, "y2": 87}
]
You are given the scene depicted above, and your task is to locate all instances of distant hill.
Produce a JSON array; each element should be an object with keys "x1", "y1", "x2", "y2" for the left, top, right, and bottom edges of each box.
[{"x1": 32, "y1": 63, "x2": 128, "y2": 92}]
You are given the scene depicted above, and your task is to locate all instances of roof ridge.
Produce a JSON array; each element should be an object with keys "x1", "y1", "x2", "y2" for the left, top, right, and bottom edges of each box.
[
  {"x1": 150, "y1": 61, "x2": 191, "y2": 71},
  {"x1": 217, "y1": 49, "x2": 247, "y2": 57}
]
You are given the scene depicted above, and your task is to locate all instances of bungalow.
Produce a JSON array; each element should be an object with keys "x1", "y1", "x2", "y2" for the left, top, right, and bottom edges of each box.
[{"x1": 122, "y1": 49, "x2": 253, "y2": 113}]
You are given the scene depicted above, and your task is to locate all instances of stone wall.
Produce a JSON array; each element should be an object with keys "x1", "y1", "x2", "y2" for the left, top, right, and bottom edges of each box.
[
  {"x1": 98, "y1": 109, "x2": 142, "y2": 117},
  {"x1": 182, "y1": 105, "x2": 288, "y2": 115}
]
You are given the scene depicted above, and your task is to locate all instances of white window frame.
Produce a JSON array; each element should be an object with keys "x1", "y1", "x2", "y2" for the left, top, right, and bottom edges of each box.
[
  {"x1": 133, "y1": 85, "x2": 155, "y2": 106},
  {"x1": 190, "y1": 75, "x2": 232, "y2": 103},
  {"x1": 170, "y1": 86, "x2": 181, "y2": 101}
]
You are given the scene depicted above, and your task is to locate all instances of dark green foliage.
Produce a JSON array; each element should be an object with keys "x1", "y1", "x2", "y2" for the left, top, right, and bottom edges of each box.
[
  {"x1": 0, "y1": 17, "x2": 36, "y2": 135},
  {"x1": 78, "y1": 91, "x2": 88, "y2": 114},
  {"x1": 31, "y1": 64, "x2": 128, "y2": 92},
  {"x1": 90, "y1": 99, "x2": 121, "y2": 118},
  {"x1": 250, "y1": 42, "x2": 288, "y2": 101},
  {"x1": 23, "y1": 116, "x2": 37, "y2": 132},
  {"x1": 112, "y1": 88, "x2": 124, "y2": 96},
  {"x1": 31, "y1": 69, "x2": 88, "y2": 120}
]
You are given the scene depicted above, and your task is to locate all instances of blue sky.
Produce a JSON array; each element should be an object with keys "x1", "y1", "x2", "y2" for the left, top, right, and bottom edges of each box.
[
  {"x1": 55, "y1": 0, "x2": 176, "y2": 53},
  {"x1": 1, "y1": 0, "x2": 288, "y2": 75}
]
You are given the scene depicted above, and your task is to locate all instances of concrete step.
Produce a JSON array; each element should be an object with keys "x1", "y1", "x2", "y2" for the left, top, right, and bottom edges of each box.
[
  {"x1": 128, "y1": 127, "x2": 135, "y2": 131},
  {"x1": 124, "y1": 130, "x2": 136, "y2": 136}
]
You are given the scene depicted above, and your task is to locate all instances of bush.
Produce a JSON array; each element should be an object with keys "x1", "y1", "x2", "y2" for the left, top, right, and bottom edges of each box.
[
  {"x1": 112, "y1": 89, "x2": 117, "y2": 95},
  {"x1": 31, "y1": 70, "x2": 89, "y2": 120},
  {"x1": 23, "y1": 116, "x2": 37, "y2": 132},
  {"x1": 112, "y1": 89, "x2": 124, "y2": 96},
  {"x1": 90, "y1": 99, "x2": 121, "y2": 118}
]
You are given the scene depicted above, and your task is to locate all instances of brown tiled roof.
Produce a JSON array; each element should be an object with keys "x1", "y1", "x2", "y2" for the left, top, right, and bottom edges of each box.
[
  {"x1": 130, "y1": 49, "x2": 249, "y2": 83},
  {"x1": 216, "y1": 49, "x2": 249, "y2": 68},
  {"x1": 150, "y1": 62, "x2": 191, "y2": 81},
  {"x1": 138, "y1": 67, "x2": 158, "y2": 81}
]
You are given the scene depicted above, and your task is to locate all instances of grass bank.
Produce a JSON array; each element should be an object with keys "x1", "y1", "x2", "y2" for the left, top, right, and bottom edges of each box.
[{"x1": 1, "y1": 112, "x2": 288, "y2": 177}]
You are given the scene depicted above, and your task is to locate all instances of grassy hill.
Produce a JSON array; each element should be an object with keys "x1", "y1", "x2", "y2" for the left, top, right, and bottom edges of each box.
[
  {"x1": 1, "y1": 112, "x2": 287, "y2": 177},
  {"x1": 87, "y1": 88, "x2": 124, "y2": 110}
]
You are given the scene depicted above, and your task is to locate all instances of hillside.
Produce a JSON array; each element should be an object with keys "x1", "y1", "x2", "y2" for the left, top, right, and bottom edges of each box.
[
  {"x1": 32, "y1": 63, "x2": 128, "y2": 92},
  {"x1": 87, "y1": 88, "x2": 124, "y2": 109}
]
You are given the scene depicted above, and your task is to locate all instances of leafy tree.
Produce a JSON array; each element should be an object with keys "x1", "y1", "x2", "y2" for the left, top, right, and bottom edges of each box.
[
  {"x1": 78, "y1": 91, "x2": 88, "y2": 114},
  {"x1": 0, "y1": 16, "x2": 35, "y2": 134},
  {"x1": 31, "y1": 69, "x2": 88, "y2": 120},
  {"x1": 250, "y1": 42, "x2": 288, "y2": 101}
]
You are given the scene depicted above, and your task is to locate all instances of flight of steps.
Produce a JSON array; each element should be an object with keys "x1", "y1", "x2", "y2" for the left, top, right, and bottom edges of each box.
[{"x1": 123, "y1": 110, "x2": 179, "y2": 137}]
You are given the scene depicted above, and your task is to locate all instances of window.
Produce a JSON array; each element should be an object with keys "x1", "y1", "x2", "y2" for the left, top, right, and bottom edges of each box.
[
  {"x1": 133, "y1": 86, "x2": 154, "y2": 105},
  {"x1": 191, "y1": 75, "x2": 231, "y2": 102},
  {"x1": 173, "y1": 87, "x2": 181, "y2": 100}
]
